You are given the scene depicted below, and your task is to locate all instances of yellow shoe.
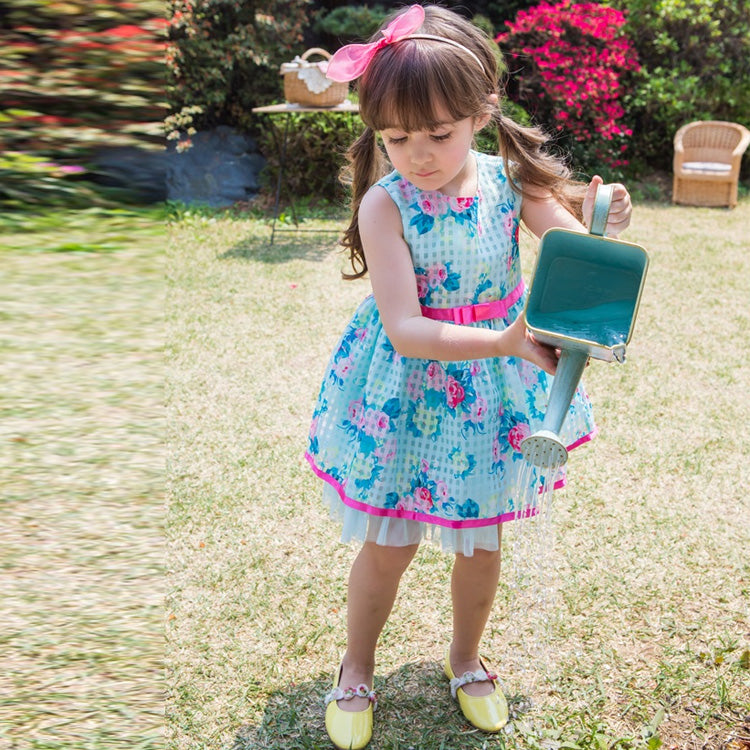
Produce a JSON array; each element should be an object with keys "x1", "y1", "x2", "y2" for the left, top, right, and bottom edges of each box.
[
  {"x1": 324, "y1": 665, "x2": 376, "y2": 750},
  {"x1": 443, "y1": 648, "x2": 508, "y2": 732}
]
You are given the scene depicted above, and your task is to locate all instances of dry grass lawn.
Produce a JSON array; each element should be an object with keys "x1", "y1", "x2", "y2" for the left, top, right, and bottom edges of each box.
[
  {"x1": 2, "y1": 197, "x2": 748, "y2": 750},
  {"x1": 166, "y1": 200, "x2": 749, "y2": 749},
  {"x1": 1, "y1": 209, "x2": 164, "y2": 750}
]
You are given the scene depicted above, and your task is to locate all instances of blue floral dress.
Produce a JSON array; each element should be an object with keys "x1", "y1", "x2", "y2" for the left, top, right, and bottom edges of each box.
[{"x1": 306, "y1": 151, "x2": 595, "y2": 555}]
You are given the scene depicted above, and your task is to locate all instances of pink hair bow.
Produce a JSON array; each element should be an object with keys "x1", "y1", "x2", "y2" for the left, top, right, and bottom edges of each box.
[{"x1": 326, "y1": 4, "x2": 425, "y2": 82}]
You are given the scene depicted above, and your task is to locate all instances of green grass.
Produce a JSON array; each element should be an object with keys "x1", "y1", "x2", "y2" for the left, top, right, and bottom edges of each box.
[{"x1": 1, "y1": 208, "x2": 164, "y2": 749}]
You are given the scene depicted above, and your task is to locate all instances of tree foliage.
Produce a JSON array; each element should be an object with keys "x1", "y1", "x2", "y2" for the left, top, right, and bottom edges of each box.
[{"x1": 6, "y1": 0, "x2": 748, "y2": 205}]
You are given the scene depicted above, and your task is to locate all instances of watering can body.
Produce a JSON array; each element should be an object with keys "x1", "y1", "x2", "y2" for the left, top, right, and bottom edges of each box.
[
  {"x1": 524, "y1": 187, "x2": 649, "y2": 364},
  {"x1": 519, "y1": 185, "x2": 649, "y2": 468}
]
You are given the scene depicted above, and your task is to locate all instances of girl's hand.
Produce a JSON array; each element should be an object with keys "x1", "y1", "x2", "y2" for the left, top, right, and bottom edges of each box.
[
  {"x1": 502, "y1": 315, "x2": 560, "y2": 375},
  {"x1": 582, "y1": 174, "x2": 632, "y2": 237}
]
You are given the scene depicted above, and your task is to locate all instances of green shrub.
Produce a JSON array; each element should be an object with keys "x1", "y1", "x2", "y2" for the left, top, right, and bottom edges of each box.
[
  {"x1": 255, "y1": 111, "x2": 364, "y2": 204},
  {"x1": 475, "y1": 100, "x2": 532, "y2": 155},
  {"x1": 469, "y1": 0, "x2": 547, "y2": 27},
  {"x1": 166, "y1": 0, "x2": 312, "y2": 145},
  {"x1": 614, "y1": 0, "x2": 750, "y2": 173},
  {"x1": 313, "y1": 4, "x2": 388, "y2": 43}
]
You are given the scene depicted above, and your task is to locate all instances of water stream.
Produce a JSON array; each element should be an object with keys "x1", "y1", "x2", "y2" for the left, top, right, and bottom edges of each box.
[{"x1": 502, "y1": 458, "x2": 564, "y2": 702}]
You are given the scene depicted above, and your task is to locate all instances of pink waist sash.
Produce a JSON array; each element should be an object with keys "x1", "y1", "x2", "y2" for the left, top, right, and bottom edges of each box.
[{"x1": 420, "y1": 281, "x2": 525, "y2": 325}]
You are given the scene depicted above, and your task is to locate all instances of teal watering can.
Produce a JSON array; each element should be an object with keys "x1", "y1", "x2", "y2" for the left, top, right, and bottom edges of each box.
[{"x1": 521, "y1": 184, "x2": 649, "y2": 468}]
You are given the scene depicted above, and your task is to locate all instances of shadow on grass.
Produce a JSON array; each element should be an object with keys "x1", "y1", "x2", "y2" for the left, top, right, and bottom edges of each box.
[
  {"x1": 219, "y1": 225, "x2": 343, "y2": 266},
  {"x1": 232, "y1": 660, "x2": 528, "y2": 749}
]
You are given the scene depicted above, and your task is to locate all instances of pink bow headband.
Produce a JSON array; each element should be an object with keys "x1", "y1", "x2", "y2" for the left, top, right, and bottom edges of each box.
[{"x1": 325, "y1": 4, "x2": 485, "y2": 83}]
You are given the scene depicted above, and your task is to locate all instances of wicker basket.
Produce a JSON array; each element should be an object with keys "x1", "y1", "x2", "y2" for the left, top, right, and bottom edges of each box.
[{"x1": 280, "y1": 48, "x2": 349, "y2": 108}]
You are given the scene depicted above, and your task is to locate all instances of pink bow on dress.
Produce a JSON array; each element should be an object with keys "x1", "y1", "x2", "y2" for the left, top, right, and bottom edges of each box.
[{"x1": 325, "y1": 4, "x2": 425, "y2": 82}]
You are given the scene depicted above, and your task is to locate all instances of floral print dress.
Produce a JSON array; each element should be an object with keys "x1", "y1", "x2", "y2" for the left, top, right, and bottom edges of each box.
[{"x1": 306, "y1": 151, "x2": 595, "y2": 555}]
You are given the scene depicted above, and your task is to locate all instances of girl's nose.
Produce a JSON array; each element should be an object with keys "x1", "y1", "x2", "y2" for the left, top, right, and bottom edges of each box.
[{"x1": 411, "y1": 145, "x2": 432, "y2": 165}]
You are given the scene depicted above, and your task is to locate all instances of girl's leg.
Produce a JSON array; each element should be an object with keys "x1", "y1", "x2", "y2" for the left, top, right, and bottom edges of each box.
[
  {"x1": 338, "y1": 540, "x2": 419, "y2": 711},
  {"x1": 449, "y1": 527, "x2": 503, "y2": 697}
]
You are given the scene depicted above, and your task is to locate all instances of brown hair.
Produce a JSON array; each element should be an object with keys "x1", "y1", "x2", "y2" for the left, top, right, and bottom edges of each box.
[{"x1": 340, "y1": 4, "x2": 585, "y2": 279}]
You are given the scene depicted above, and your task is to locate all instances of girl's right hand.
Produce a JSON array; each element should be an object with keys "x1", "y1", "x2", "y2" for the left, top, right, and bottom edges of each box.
[
  {"x1": 501, "y1": 315, "x2": 560, "y2": 375},
  {"x1": 582, "y1": 175, "x2": 632, "y2": 237}
]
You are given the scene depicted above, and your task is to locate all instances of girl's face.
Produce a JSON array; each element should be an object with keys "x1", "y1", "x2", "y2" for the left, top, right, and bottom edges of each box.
[{"x1": 380, "y1": 110, "x2": 488, "y2": 196}]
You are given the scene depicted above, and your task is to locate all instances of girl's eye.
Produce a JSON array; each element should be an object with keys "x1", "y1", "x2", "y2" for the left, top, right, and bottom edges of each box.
[
  {"x1": 387, "y1": 136, "x2": 407, "y2": 145},
  {"x1": 431, "y1": 132, "x2": 452, "y2": 142}
]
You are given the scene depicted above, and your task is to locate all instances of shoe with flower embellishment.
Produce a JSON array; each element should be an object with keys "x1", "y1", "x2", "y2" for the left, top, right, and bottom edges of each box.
[
  {"x1": 324, "y1": 665, "x2": 376, "y2": 750},
  {"x1": 443, "y1": 648, "x2": 508, "y2": 732}
]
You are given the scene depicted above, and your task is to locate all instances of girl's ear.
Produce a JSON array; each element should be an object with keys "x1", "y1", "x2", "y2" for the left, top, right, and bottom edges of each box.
[
  {"x1": 474, "y1": 113, "x2": 492, "y2": 132},
  {"x1": 474, "y1": 93, "x2": 499, "y2": 132}
]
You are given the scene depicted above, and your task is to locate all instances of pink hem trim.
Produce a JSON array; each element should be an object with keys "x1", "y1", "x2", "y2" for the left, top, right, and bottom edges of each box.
[
  {"x1": 567, "y1": 427, "x2": 597, "y2": 452},
  {"x1": 305, "y1": 429, "x2": 596, "y2": 529},
  {"x1": 305, "y1": 452, "x2": 533, "y2": 527},
  {"x1": 546, "y1": 427, "x2": 597, "y2": 490}
]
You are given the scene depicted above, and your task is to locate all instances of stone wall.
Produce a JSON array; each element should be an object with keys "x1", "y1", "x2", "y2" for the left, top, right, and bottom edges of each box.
[{"x1": 90, "y1": 126, "x2": 266, "y2": 207}]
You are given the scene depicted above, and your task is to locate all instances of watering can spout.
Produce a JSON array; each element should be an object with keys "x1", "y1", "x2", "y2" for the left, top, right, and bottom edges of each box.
[
  {"x1": 612, "y1": 344, "x2": 627, "y2": 364},
  {"x1": 520, "y1": 349, "x2": 589, "y2": 468}
]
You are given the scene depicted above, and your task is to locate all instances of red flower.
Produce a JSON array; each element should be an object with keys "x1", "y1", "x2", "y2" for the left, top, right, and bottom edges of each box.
[
  {"x1": 507, "y1": 423, "x2": 531, "y2": 451},
  {"x1": 106, "y1": 25, "x2": 149, "y2": 37},
  {"x1": 413, "y1": 487, "x2": 434, "y2": 511}
]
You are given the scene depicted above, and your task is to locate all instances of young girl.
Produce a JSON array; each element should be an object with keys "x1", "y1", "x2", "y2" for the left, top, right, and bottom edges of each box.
[{"x1": 305, "y1": 5, "x2": 632, "y2": 748}]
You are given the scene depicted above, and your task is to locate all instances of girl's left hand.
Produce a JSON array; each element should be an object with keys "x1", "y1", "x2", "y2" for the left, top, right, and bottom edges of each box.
[{"x1": 582, "y1": 174, "x2": 632, "y2": 237}]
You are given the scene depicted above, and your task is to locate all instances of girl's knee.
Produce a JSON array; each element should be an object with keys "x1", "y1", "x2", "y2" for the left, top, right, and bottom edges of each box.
[
  {"x1": 455, "y1": 529, "x2": 502, "y2": 568},
  {"x1": 456, "y1": 546, "x2": 501, "y2": 570},
  {"x1": 364, "y1": 541, "x2": 419, "y2": 575}
]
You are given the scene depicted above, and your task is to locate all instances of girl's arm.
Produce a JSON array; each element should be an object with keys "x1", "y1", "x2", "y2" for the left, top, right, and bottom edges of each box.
[
  {"x1": 522, "y1": 175, "x2": 632, "y2": 239},
  {"x1": 359, "y1": 185, "x2": 560, "y2": 374}
]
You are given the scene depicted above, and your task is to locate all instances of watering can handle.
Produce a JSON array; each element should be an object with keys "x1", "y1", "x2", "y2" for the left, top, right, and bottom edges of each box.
[{"x1": 588, "y1": 183, "x2": 614, "y2": 237}]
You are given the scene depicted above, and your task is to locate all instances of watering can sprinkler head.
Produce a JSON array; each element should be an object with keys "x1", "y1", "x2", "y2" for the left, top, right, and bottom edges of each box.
[{"x1": 521, "y1": 430, "x2": 569, "y2": 468}]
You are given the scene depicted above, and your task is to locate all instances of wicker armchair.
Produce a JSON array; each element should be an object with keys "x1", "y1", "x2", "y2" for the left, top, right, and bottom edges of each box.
[{"x1": 672, "y1": 120, "x2": 750, "y2": 208}]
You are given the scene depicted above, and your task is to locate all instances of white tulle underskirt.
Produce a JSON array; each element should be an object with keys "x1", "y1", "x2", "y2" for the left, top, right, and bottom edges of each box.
[{"x1": 323, "y1": 484, "x2": 504, "y2": 557}]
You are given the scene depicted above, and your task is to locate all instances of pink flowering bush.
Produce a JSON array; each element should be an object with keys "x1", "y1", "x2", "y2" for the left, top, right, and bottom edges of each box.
[
  {"x1": 496, "y1": 0, "x2": 640, "y2": 176},
  {"x1": 0, "y1": 1, "x2": 164, "y2": 206}
]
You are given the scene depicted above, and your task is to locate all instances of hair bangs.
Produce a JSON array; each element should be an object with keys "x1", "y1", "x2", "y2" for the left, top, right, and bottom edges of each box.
[{"x1": 359, "y1": 41, "x2": 480, "y2": 133}]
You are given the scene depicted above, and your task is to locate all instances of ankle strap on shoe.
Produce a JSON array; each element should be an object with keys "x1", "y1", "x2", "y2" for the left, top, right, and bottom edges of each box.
[
  {"x1": 449, "y1": 669, "x2": 498, "y2": 698},
  {"x1": 325, "y1": 683, "x2": 378, "y2": 710}
]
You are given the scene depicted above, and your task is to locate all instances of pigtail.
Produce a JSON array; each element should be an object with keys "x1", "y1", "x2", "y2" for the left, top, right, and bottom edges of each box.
[
  {"x1": 494, "y1": 114, "x2": 587, "y2": 221},
  {"x1": 339, "y1": 126, "x2": 389, "y2": 280}
]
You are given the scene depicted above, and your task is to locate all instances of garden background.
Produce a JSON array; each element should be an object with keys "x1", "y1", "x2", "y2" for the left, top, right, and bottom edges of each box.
[
  {"x1": 2, "y1": 0, "x2": 749, "y2": 207},
  {"x1": 1, "y1": 1, "x2": 749, "y2": 749}
]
